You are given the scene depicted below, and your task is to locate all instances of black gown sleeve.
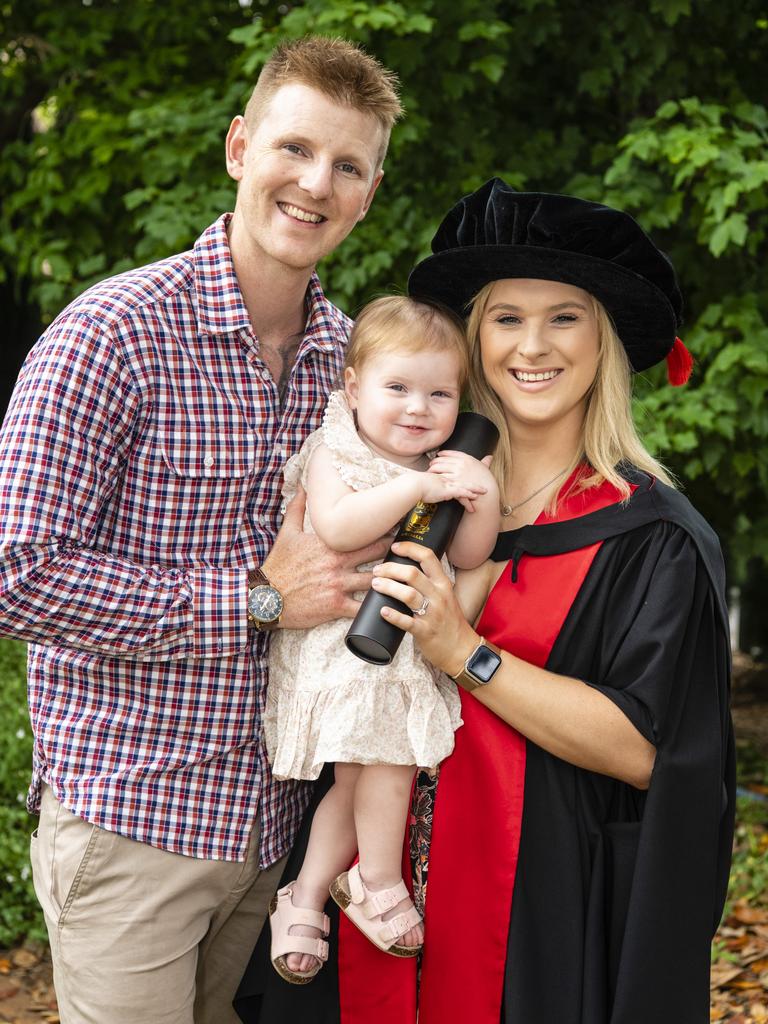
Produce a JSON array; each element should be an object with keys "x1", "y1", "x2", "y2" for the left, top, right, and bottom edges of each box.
[{"x1": 586, "y1": 521, "x2": 716, "y2": 741}]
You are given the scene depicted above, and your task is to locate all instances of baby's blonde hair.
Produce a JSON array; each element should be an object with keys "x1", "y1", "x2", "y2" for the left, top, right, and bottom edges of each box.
[
  {"x1": 346, "y1": 296, "x2": 470, "y2": 391},
  {"x1": 465, "y1": 282, "x2": 675, "y2": 507}
]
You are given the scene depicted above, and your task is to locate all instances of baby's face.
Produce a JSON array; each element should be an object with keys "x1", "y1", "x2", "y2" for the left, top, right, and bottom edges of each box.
[{"x1": 344, "y1": 347, "x2": 461, "y2": 467}]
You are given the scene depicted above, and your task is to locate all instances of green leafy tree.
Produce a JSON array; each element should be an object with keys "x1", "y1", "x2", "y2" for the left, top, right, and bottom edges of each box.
[{"x1": 568, "y1": 97, "x2": 768, "y2": 571}]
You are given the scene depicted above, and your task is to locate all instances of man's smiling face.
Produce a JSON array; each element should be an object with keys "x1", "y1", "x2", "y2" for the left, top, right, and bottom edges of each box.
[{"x1": 226, "y1": 82, "x2": 384, "y2": 275}]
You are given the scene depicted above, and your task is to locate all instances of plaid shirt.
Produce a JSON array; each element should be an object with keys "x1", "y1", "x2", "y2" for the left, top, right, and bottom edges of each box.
[{"x1": 0, "y1": 214, "x2": 351, "y2": 865}]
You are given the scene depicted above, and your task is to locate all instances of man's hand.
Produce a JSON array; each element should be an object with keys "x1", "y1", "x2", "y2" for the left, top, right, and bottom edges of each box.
[{"x1": 260, "y1": 487, "x2": 390, "y2": 629}]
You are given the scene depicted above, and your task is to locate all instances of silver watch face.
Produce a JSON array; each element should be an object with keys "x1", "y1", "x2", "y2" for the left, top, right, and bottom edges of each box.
[{"x1": 248, "y1": 585, "x2": 284, "y2": 623}]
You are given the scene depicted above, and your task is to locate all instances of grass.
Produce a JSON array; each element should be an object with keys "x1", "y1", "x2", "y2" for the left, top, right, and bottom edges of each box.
[{"x1": 727, "y1": 737, "x2": 768, "y2": 915}]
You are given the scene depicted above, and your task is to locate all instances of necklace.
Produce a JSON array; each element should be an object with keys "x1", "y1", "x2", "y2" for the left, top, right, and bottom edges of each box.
[{"x1": 500, "y1": 467, "x2": 568, "y2": 517}]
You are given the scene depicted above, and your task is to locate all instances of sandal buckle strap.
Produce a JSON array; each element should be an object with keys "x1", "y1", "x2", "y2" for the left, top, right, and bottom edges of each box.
[
  {"x1": 348, "y1": 865, "x2": 366, "y2": 905},
  {"x1": 365, "y1": 885, "x2": 404, "y2": 916},
  {"x1": 379, "y1": 912, "x2": 415, "y2": 944}
]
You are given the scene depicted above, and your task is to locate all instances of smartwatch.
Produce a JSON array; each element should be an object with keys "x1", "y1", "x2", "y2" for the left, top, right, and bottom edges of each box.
[
  {"x1": 247, "y1": 568, "x2": 284, "y2": 630},
  {"x1": 451, "y1": 638, "x2": 502, "y2": 692}
]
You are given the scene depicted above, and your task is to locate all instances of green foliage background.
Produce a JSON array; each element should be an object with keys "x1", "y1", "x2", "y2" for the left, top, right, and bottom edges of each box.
[
  {"x1": 2, "y1": 0, "x2": 767, "y2": 573},
  {"x1": 0, "y1": 0, "x2": 767, "y2": 944},
  {"x1": 1, "y1": 0, "x2": 768, "y2": 569},
  {"x1": 0, "y1": 637, "x2": 46, "y2": 946}
]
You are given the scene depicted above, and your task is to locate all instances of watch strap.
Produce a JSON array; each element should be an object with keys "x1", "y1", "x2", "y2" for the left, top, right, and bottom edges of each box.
[{"x1": 248, "y1": 567, "x2": 272, "y2": 589}]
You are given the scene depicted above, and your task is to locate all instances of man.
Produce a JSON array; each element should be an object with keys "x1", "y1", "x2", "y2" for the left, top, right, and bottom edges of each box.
[{"x1": 0, "y1": 36, "x2": 401, "y2": 1024}]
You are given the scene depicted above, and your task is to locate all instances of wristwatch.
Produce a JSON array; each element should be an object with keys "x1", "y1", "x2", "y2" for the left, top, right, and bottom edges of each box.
[
  {"x1": 247, "y1": 568, "x2": 284, "y2": 631},
  {"x1": 451, "y1": 638, "x2": 502, "y2": 692}
]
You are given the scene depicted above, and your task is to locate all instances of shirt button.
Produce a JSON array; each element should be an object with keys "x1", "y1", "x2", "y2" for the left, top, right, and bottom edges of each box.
[{"x1": 204, "y1": 455, "x2": 215, "y2": 467}]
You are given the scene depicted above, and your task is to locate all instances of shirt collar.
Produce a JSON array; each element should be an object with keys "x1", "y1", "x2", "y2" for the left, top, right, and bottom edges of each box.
[
  {"x1": 302, "y1": 271, "x2": 351, "y2": 353},
  {"x1": 193, "y1": 213, "x2": 348, "y2": 349},
  {"x1": 192, "y1": 214, "x2": 252, "y2": 336}
]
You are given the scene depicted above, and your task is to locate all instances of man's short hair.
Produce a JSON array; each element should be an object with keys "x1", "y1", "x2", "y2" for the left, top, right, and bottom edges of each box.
[{"x1": 243, "y1": 35, "x2": 402, "y2": 168}]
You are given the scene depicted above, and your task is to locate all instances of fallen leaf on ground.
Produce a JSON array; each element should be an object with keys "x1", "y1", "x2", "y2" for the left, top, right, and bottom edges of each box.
[
  {"x1": 712, "y1": 964, "x2": 746, "y2": 988},
  {"x1": 9, "y1": 952, "x2": 36, "y2": 971},
  {"x1": 0, "y1": 981, "x2": 21, "y2": 1000},
  {"x1": 734, "y1": 906, "x2": 768, "y2": 926}
]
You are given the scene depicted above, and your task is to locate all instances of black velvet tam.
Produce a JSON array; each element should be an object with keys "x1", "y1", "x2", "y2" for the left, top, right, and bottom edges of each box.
[{"x1": 407, "y1": 178, "x2": 683, "y2": 372}]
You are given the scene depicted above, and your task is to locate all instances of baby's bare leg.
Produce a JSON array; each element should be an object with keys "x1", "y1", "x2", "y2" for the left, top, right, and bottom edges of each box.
[
  {"x1": 285, "y1": 763, "x2": 360, "y2": 973},
  {"x1": 354, "y1": 763, "x2": 423, "y2": 948}
]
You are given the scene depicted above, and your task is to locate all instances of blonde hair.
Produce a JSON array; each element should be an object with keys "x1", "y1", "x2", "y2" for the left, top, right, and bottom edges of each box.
[
  {"x1": 465, "y1": 282, "x2": 675, "y2": 508},
  {"x1": 346, "y1": 296, "x2": 470, "y2": 391},
  {"x1": 244, "y1": 36, "x2": 402, "y2": 167}
]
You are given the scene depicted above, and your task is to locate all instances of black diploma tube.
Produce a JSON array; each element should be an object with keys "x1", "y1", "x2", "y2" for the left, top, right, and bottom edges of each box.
[{"x1": 345, "y1": 411, "x2": 499, "y2": 665}]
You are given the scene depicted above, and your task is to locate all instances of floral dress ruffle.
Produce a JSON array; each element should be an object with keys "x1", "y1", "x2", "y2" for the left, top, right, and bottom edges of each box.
[{"x1": 264, "y1": 390, "x2": 462, "y2": 781}]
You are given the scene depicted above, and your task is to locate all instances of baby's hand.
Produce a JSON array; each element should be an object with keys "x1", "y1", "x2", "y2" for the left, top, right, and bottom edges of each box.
[
  {"x1": 428, "y1": 451, "x2": 498, "y2": 512},
  {"x1": 416, "y1": 459, "x2": 488, "y2": 507}
]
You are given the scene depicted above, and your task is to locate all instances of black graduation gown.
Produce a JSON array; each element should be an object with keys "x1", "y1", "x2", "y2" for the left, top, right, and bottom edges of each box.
[{"x1": 235, "y1": 471, "x2": 735, "y2": 1024}]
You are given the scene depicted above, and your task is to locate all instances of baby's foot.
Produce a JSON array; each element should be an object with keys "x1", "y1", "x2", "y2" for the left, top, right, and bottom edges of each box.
[
  {"x1": 282, "y1": 882, "x2": 327, "y2": 975},
  {"x1": 330, "y1": 865, "x2": 424, "y2": 956},
  {"x1": 269, "y1": 881, "x2": 329, "y2": 979},
  {"x1": 365, "y1": 877, "x2": 424, "y2": 949}
]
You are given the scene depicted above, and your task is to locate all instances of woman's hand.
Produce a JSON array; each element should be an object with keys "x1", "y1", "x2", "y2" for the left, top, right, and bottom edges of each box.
[{"x1": 370, "y1": 541, "x2": 478, "y2": 676}]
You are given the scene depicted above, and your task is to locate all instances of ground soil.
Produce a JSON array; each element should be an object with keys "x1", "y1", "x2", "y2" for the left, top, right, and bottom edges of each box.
[
  {"x1": 0, "y1": 943, "x2": 57, "y2": 1024},
  {"x1": 1, "y1": 658, "x2": 766, "y2": 1024}
]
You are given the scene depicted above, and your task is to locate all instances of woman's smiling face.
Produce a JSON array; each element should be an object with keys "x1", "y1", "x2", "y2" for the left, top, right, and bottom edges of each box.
[{"x1": 479, "y1": 278, "x2": 600, "y2": 436}]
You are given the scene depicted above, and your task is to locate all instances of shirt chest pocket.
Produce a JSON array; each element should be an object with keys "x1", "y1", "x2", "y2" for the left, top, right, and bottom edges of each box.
[
  {"x1": 161, "y1": 432, "x2": 256, "y2": 480},
  {"x1": 156, "y1": 431, "x2": 257, "y2": 560}
]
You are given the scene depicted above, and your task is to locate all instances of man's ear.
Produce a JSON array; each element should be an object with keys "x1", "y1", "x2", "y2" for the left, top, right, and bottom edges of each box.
[
  {"x1": 225, "y1": 116, "x2": 248, "y2": 182},
  {"x1": 358, "y1": 169, "x2": 384, "y2": 222},
  {"x1": 344, "y1": 366, "x2": 359, "y2": 406}
]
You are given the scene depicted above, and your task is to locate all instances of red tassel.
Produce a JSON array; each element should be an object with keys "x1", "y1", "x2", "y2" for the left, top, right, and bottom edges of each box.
[{"x1": 666, "y1": 336, "x2": 693, "y2": 386}]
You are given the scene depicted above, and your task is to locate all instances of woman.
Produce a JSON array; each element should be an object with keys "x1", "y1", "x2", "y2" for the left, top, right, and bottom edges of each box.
[{"x1": 235, "y1": 180, "x2": 734, "y2": 1024}]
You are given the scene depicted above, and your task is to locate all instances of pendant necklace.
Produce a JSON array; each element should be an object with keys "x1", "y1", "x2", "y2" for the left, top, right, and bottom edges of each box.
[{"x1": 501, "y1": 467, "x2": 568, "y2": 517}]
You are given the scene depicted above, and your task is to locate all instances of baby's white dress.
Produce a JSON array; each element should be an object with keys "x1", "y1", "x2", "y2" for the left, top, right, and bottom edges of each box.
[{"x1": 264, "y1": 390, "x2": 463, "y2": 781}]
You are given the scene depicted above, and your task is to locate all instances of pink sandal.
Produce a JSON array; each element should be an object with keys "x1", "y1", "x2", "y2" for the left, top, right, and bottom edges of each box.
[
  {"x1": 329, "y1": 864, "x2": 423, "y2": 957},
  {"x1": 269, "y1": 883, "x2": 330, "y2": 985}
]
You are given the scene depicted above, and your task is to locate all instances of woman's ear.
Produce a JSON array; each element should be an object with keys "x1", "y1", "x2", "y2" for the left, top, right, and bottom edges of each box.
[{"x1": 344, "y1": 366, "x2": 359, "y2": 408}]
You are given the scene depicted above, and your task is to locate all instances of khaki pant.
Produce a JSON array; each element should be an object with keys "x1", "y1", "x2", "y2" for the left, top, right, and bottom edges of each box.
[{"x1": 30, "y1": 785, "x2": 285, "y2": 1024}]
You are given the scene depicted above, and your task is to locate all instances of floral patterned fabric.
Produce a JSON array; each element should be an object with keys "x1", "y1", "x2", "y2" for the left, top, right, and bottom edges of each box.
[{"x1": 410, "y1": 766, "x2": 439, "y2": 918}]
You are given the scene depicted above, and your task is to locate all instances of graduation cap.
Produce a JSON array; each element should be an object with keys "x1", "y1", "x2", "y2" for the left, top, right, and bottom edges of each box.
[{"x1": 408, "y1": 178, "x2": 692, "y2": 385}]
